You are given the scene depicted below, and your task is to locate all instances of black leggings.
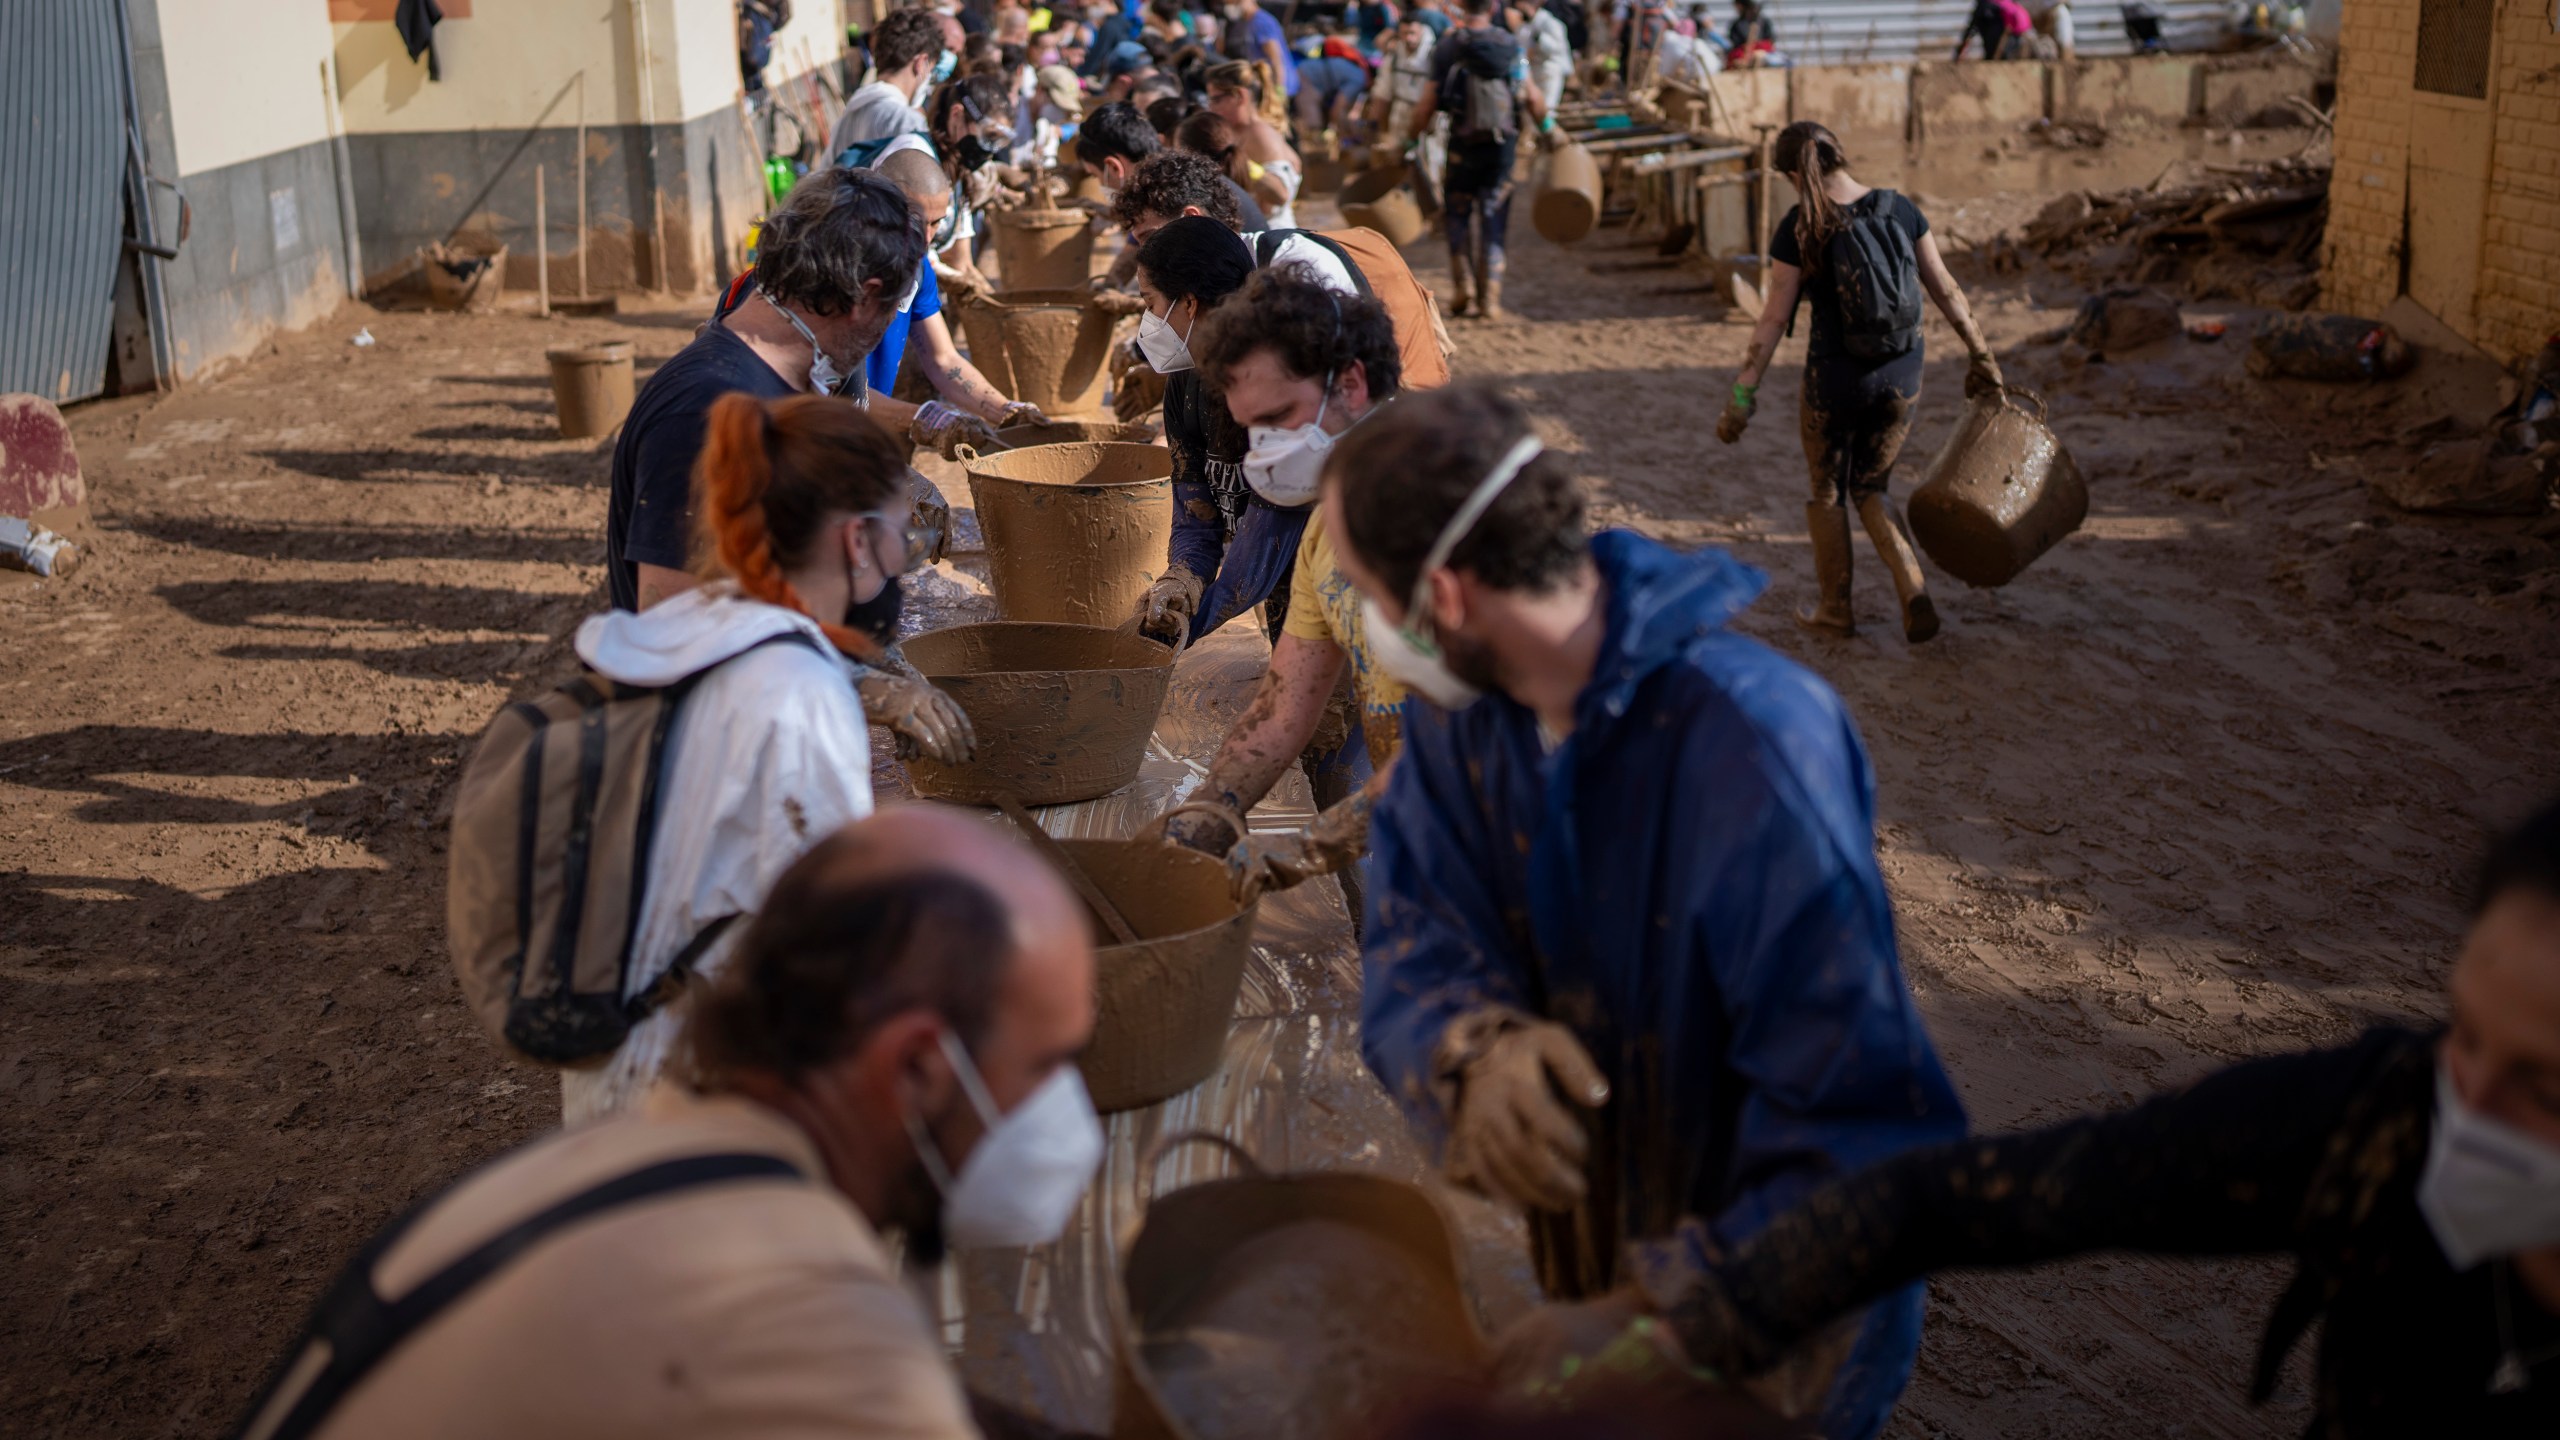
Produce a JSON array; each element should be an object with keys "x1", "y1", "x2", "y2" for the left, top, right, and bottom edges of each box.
[{"x1": 1800, "y1": 349, "x2": 1924, "y2": 505}]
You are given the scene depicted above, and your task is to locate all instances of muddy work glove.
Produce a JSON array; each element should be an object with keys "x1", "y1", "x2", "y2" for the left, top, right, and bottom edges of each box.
[
  {"x1": 1964, "y1": 348, "x2": 2005, "y2": 399},
  {"x1": 1132, "y1": 566, "x2": 1203, "y2": 645},
  {"x1": 1491, "y1": 1289, "x2": 1704, "y2": 1402},
  {"x1": 1090, "y1": 287, "x2": 1152, "y2": 318},
  {"x1": 856, "y1": 667, "x2": 978, "y2": 766},
  {"x1": 993, "y1": 400, "x2": 1051, "y2": 429},
  {"x1": 1157, "y1": 798, "x2": 1246, "y2": 859},
  {"x1": 1224, "y1": 789, "x2": 1371, "y2": 905},
  {"x1": 1715, "y1": 383, "x2": 1756, "y2": 444},
  {"x1": 909, "y1": 399, "x2": 1003, "y2": 461},
  {"x1": 1440, "y1": 1011, "x2": 1610, "y2": 1213}
]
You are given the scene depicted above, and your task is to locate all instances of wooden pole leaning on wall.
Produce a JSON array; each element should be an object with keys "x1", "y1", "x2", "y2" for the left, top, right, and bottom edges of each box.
[
  {"x1": 536, "y1": 165, "x2": 551, "y2": 317},
  {"x1": 577, "y1": 70, "x2": 590, "y2": 301}
]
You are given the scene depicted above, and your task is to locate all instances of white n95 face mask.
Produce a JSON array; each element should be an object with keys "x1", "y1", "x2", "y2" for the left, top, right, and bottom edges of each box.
[
  {"x1": 2417, "y1": 1065, "x2": 2560, "y2": 1270},
  {"x1": 907, "y1": 1030, "x2": 1104, "y2": 1248},
  {"x1": 1136, "y1": 303, "x2": 1194, "y2": 374},
  {"x1": 1242, "y1": 384, "x2": 1337, "y2": 507},
  {"x1": 1363, "y1": 433, "x2": 1548, "y2": 712}
]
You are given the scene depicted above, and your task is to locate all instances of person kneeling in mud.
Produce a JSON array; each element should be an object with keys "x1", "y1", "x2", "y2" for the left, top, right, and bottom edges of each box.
[
  {"x1": 1150, "y1": 269, "x2": 1409, "y2": 920},
  {"x1": 1501, "y1": 795, "x2": 2560, "y2": 1437},
  {"x1": 1716, "y1": 120, "x2": 2003, "y2": 644}
]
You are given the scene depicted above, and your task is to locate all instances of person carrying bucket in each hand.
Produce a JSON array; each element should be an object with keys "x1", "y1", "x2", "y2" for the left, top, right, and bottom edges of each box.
[{"x1": 1716, "y1": 120, "x2": 2004, "y2": 644}]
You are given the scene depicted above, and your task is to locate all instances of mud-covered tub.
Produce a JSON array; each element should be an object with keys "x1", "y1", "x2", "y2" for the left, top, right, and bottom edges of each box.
[
  {"x1": 896, "y1": 622, "x2": 1175, "y2": 805},
  {"x1": 1056, "y1": 841, "x2": 1257, "y2": 1114},
  {"x1": 962, "y1": 441, "x2": 1174, "y2": 626}
]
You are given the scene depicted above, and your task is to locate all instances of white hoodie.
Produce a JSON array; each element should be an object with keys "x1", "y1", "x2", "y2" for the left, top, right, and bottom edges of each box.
[{"x1": 559, "y1": 586, "x2": 874, "y2": 1126}]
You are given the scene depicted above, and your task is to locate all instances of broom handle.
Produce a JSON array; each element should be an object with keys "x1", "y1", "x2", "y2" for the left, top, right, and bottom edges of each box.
[{"x1": 993, "y1": 793, "x2": 1141, "y2": 945}]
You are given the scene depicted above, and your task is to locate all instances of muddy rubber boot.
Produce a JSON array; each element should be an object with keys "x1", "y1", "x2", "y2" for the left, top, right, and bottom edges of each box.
[
  {"x1": 1447, "y1": 252, "x2": 1476, "y2": 318},
  {"x1": 1799, "y1": 501, "x2": 1857, "y2": 636},
  {"x1": 1856, "y1": 493, "x2": 1941, "y2": 643},
  {"x1": 1480, "y1": 275, "x2": 1506, "y2": 322}
]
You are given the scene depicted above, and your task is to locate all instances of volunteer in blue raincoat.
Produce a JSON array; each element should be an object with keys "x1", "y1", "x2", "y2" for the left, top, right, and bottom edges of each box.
[{"x1": 1320, "y1": 382, "x2": 1968, "y2": 1440}]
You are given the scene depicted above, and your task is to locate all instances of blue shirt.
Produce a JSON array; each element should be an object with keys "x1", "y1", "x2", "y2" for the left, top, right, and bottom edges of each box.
[
  {"x1": 1247, "y1": 10, "x2": 1301, "y2": 93},
  {"x1": 864, "y1": 261, "x2": 941, "y2": 396}
]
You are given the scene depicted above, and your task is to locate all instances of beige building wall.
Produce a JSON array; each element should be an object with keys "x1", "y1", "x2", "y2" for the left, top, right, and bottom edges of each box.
[
  {"x1": 161, "y1": 2, "x2": 338, "y2": 176},
  {"x1": 2324, "y1": 0, "x2": 2559, "y2": 365}
]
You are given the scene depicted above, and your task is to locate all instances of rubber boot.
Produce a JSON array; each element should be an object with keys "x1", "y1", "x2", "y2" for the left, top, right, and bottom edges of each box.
[
  {"x1": 1856, "y1": 493, "x2": 1941, "y2": 643},
  {"x1": 1446, "y1": 251, "x2": 1476, "y2": 319},
  {"x1": 1799, "y1": 501, "x2": 1857, "y2": 636},
  {"x1": 1480, "y1": 274, "x2": 1506, "y2": 322},
  {"x1": 1475, "y1": 234, "x2": 1506, "y2": 321}
]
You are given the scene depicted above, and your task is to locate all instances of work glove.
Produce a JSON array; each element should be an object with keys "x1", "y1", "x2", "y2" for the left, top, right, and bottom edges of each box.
[
  {"x1": 993, "y1": 400, "x2": 1051, "y2": 430},
  {"x1": 1157, "y1": 798, "x2": 1246, "y2": 860},
  {"x1": 1715, "y1": 383, "x2": 1756, "y2": 444},
  {"x1": 1224, "y1": 789, "x2": 1372, "y2": 905},
  {"x1": 856, "y1": 667, "x2": 978, "y2": 766},
  {"x1": 1115, "y1": 363, "x2": 1169, "y2": 422},
  {"x1": 1090, "y1": 287, "x2": 1152, "y2": 318},
  {"x1": 910, "y1": 399, "x2": 1003, "y2": 461},
  {"x1": 1441, "y1": 1011, "x2": 1610, "y2": 1213},
  {"x1": 1535, "y1": 116, "x2": 1564, "y2": 153},
  {"x1": 1964, "y1": 348, "x2": 2006, "y2": 399},
  {"x1": 940, "y1": 267, "x2": 993, "y2": 306},
  {"x1": 1132, "y1": 566, "x2": 1203, "y2": 645},
  {"x1": 1490, "y1": 1288, "x2": 1697, "y2": 1402}
]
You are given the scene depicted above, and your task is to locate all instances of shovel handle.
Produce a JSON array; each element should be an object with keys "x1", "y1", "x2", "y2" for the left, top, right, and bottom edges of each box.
[
  {"x1": 993, "y1": 792, "x2": 1142, "y2": 946},
  {"x1": 1137, "y1": 1130, "x2": 1269, "y2": 1209}
]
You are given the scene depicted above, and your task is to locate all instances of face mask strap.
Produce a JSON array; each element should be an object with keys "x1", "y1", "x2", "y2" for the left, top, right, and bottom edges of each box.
[
  {"x1": 1404, "y1": 433, "x2": 1547, "y2": 626},
  {"x1": 935, "y1": 1028, "x2": 1006, "y2": 1126}
]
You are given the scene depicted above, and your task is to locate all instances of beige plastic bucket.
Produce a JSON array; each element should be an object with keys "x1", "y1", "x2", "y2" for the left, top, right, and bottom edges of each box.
[
  {"x1": 1111, "y1": 1139, "x2": 1489, "y2": 1440},
  {"x1": 1337, "y1": 165, "x2": 1429, "y2": 250},
  {"x1": 1532, "y1": 141, "x2": 1603, "y2": 245},
  {"x1": 896, "y1": 622, "x2": 1175, "y2": 805},
  {"x1": 961, "y1": 440, "x2": 1174, "y2": 625},
  {"x1": 1056, "y1": 842, "x2": 1257, "y2": 1113},
  {"x1": 1908, "y1": 386, "x2": 2089, "y2": 588},
  {"x1": 545, "y1": 342, "x2": 636, "y2": 439},
  {"x1": 992, "y1": 207, "x2": 1099, "y2": 290},
  {"x1": 955, "y1": 288, "x2": 1123, "y2": 416}
]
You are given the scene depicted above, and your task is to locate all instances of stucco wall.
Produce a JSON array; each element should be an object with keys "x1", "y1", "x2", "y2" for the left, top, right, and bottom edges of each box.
[
  {"x1": 160, "y1": 1, "x2": 338, "y2": 177},
  {"x1": 2477, "y1": 2, "x2": 2560, "y2": 363}
]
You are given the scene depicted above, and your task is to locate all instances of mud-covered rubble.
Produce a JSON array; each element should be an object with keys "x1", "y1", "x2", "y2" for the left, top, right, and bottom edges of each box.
[{"x1": 1993, "y1": 157, "x2": 2329, "y2": 310}]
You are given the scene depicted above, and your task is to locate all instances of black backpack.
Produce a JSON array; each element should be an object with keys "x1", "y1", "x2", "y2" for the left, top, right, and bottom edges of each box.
[
  {"x1": 1818, "y1": 192, "x2": 1924, "y2": 361},
  {"x1": 1449, "y1": 30, "x2": 1521, "y2": 145}
]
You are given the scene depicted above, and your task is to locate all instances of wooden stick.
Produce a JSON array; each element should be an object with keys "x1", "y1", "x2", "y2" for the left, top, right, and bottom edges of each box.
[
  {"x1": 577, "y1": 70, "x2": 589, "y2": 300},
  {"x1": 993, "y1": 793, "x2": 1140, "y2": 945},
  {"x1": 535, "y1": 165, "x2": 550, "y2": 316}
]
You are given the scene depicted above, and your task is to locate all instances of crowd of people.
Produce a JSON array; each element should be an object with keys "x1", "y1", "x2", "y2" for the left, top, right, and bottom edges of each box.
[{"x1": 227, "y1": 6, "x2": 2559, "y2": 1439}]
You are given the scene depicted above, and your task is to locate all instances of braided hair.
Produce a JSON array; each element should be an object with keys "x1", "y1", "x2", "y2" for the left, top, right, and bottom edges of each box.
[{"x1": 691, "y1": 392, "x2": 906, "y2": 662}]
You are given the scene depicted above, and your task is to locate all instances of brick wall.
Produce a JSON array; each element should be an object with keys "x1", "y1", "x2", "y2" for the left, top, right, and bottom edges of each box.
[
  {"x1": 2324, "y1": 0, "x2": 2560, "y2": 365},
  {"x1": 2319, "y1": 0, "x2": 2418, "y2": 320},
  {"x1": 2477, "y1": 4, "x2": 2560, "y2": 363}
]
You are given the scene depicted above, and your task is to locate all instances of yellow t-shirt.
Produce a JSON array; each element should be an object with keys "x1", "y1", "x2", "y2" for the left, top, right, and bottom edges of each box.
[{"x1": 1285, "y1": 511, "x2": 1408, "y2": 725}]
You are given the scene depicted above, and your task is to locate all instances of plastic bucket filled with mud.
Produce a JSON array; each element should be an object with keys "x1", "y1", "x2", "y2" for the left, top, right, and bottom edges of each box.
[
  {"x1": 1112, "y1": 1142, "x2": 1489, "y2": 1440},
  {"x1": 1337, "y1": 165, "x2": 1429, "y2": 250},
  {"x1": 423, "y1": 239, "x2": 508, "y2": 312},
  {"x1": 962, "y1": 441, "x2": 1174, "y2": 626},
  {"x1": 1531, "y1": 141, "x2": 1603, "y2": 245},
  {"x1": 544, "y1": 341, "x2": 636, "y2": 439},
  {"x1": 992, "y1": 208, "x2": 1099, "y2": 291},
  {"x1": 896, "y1": 622, "x2": 1175, "y2": 805},
  {"x1": 955, "y1": 289, "x2": 1125, "y2": 417},
  {"x1": 1907, "y1": 386, "x2": 2089, "y2": 589},
  {"x1": 1055, "y1": 841, "x2": 1257, "y2": 1113},
  {"x1": 995, "y1": 417, "x2": 1158, "y2": 449}
]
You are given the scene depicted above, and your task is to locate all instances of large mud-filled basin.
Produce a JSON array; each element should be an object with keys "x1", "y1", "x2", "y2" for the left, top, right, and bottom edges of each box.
[
  {"x1": 955, "y1": 287, "x2": 1123, "y2": 415},
  {"x1": 1055, "y1": 840, "x2": 1256, "y2": 1113},
  {"x1": 897, "y1": 623, "x2": 1175, "y2": 805},
  {"x1": 996, "y1": 417, "x2": 1158, "y2": 449},
  {"x1": 1111, "y1": 1166, "x2": 1487, "y2": 1440},
  {"x1": 963, "y1": 441, "x2": 1175, "y2": 626}
]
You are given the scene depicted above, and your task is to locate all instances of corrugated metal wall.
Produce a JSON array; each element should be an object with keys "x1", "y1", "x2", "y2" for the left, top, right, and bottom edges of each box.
[
  {"x1": 0, "y1": 2, "x2": 125, "y2": 403},
  {"x1": 1758, "y1": 0, "x2": 2232, "y2": 64}
]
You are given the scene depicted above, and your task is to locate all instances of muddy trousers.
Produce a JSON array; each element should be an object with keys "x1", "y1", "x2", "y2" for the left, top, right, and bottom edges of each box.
[
  {"x1": 1800, "y1": 353, "x2": 1938, "y2": 640},
  {"x1": 1443, "y1": 138, "x2": 1517, "y2": 310}
]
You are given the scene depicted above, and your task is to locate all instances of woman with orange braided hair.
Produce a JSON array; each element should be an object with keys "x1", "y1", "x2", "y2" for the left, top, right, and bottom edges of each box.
[{"x1": 560, "y1": 393, "x2": 974, "y2": 1124}]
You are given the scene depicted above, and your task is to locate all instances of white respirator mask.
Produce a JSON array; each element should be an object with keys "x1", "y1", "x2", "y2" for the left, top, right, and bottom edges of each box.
[
  {"x1": 906, "y1": 1030, "x2": 1104, "y2": 1248},
  {"x1": 1243, "y1": 376, "x2": 1362, "y2": 508},
  {"x1": 763, "y1": 288, "x2": 855, "y2": 396},
  {"x1": 1135, "y1": 301, "x2": 1195, "y2": 374},
  {"x1": 1359, "y1": 433, "x2": 1545, "y2": 712},
  {"x1": 2417, "y1": 1064, "x2": 2560, "y2": 1270}
]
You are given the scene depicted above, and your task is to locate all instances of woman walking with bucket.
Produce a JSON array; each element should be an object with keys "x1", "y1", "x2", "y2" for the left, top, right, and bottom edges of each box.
[{"x1": 1717, "y1": 120, "x2": 2003, "y2": 643}]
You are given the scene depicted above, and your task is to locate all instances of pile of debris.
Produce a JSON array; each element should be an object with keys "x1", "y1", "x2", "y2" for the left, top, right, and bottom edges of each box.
[{"x1": 2010, "y1": 158, "x2": 2329, "y2": 309}]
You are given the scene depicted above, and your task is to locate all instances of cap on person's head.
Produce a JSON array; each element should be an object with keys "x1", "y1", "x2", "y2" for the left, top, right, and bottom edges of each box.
[
  {"x1": 1105, "y1": 39, "x2": 1152, "y2": 75},
  {"x1": 1037, "y1": 63, "x2": 1085, "y2": 112}
]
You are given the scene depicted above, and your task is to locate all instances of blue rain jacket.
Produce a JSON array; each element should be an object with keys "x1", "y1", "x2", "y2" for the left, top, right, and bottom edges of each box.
[{"x1": 1361, "y1": 530, "x2": 1965, "y2": 1440}]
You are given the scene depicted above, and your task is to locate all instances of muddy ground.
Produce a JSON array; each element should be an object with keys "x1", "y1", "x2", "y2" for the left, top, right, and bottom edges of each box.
[{"x1": 6, "y1": 131, "x2": 2558, "y2": 1436}]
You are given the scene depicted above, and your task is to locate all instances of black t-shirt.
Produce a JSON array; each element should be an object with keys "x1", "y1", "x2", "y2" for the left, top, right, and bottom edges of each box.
[
  {"x1": 1220, "y1": 175, "x2": 1270, "y2": 234},
  {"x1": 1768, "y1": 189, "x2": 1928, "y2": 364},
  {"x1": 604, "y1": 322, "x2": 795, "y2": 611}
]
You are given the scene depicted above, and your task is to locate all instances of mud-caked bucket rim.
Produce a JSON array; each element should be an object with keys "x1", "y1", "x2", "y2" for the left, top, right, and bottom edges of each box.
[
  {"x1": 967, "y1": 286, "x2": 1114, "y2": 312},
  {"x1": 961, "y1": 440, "x2": 1174, "y2": 491}
]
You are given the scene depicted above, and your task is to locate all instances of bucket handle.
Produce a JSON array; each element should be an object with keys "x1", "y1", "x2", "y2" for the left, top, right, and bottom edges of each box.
[
  {"x1": 1990, "y1": 383, "x2": 2049, "y2": 423},
  {"x1": 1117, "y1": 611, "x2": 1192, "y2": 660},
  {"x1": 1137, "y1": 1130, "x2": 1268, "y2": 1210}
]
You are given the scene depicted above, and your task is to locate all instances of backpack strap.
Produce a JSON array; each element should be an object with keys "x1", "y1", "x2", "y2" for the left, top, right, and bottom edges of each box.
[
  {"x1": 235, "y1": 1152, "x2": 807, "y2": 1440},
  {"x1": 1253, "y1": 229, "x2": 1375, "y2": 300}
]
